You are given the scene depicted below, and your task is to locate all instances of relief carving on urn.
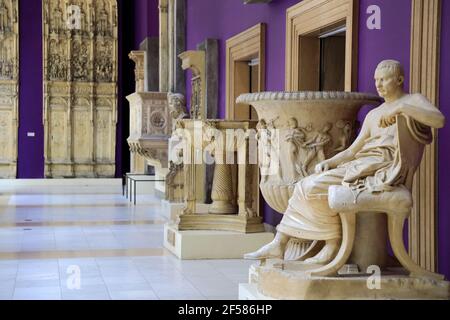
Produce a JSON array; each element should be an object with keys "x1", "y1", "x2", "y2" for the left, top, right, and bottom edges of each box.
[{"x1": 237, "y1": 91, "x2": 378, "y2": 214}]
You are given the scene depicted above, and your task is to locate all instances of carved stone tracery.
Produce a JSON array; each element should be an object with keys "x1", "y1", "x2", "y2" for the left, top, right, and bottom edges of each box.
[
  {"x1": 0, "y1": 0, "x2": 18, "y2": 178},
  {"x1": 43, "y1": 0, "x2": 118, "y2": 178}
]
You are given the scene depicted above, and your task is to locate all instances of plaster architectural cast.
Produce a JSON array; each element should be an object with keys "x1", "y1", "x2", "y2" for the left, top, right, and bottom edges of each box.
[
  {"x1": 127, "y1": 92, "x2": 173, "y2": 176},
  {"x1": 179, "y1": 50, "x2": 206, "y2": 120},
  {"x1": 167, "y1": 0, "x2": 186, "y2": 96},
  {"x1": 167, "y1": 92, "x2": 187, "y2": 128},
  {"x1": 126, "y1": 61, "x2": 187, "y2": 194},
  {"x1": 128, "y1": 50, "x2": 147, "y2": 174},
  {"x1": 159, "y1": 0, "x2": 169, "y2": 92},
  {"x1": 174, "y1": 119, "x2": 262, "y2": 233},
  {"x1": 129, "y1": 50, "x2": 145, "y2": 93},
  {"x1": 165, "y1": 93, "x2": 187, "y2": 202},
  {"x1": 43, "y1": 0, "x2": 118, "y2": 178},
  {"x1": 239, "y1": 60, "x2": 448, "y2": 300},
  {"x1": 237, "y1": 91, "x2": 381, "y2": 214},
  {"x1": 0, "y1": 0, "x2": 18, "y2": 178}
]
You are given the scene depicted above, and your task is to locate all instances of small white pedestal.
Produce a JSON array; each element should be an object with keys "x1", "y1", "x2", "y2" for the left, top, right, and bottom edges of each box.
[{"x1": 164, "y1": 223, "x2": 274, "y2": 260}]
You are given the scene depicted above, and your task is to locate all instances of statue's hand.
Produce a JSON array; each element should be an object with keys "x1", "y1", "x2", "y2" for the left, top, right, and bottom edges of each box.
[
  {"x1": 379, "y1": 114, "x2": 397, "y2": 128},
  {"x1": 315, "y1": 161, "x2": 331, "y2": 174},
  {"x1": 379, "y1": 104, "x2": 404, "y2": 128}
]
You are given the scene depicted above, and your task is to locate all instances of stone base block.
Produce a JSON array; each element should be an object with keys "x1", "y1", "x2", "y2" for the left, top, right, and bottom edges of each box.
[
  {"x1": 178, "y1": 215, "x2": 266, "y2": 233},
  {"x1": 160, "y1": 201, "x2": 211, "y2": 221},
  {"x1": 241, "y1": 259, "x2": 450, "y2": 300},
  {"x1": 0, "y1": 164, "x2": 16, "y2": 179},
  {"x1": 239, "y1": 284, "x2": 274, "y2": 300},
  {"x1": 45, "y1": 164, "x2": 115, "y2": 178},
  {"x1": 164, "y1": 223, "x2": 274, "y2": 260}
]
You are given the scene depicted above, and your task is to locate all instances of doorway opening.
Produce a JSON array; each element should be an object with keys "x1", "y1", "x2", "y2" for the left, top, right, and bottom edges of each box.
[
  {"x1": 225, "y1": 23, "x2": 265, "y2": 121},
  {"x1": 297, "y1": 23, "x2": 346, "y2": 91}
]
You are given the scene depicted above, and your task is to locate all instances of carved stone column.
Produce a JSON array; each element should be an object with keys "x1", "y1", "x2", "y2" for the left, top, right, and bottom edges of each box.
[
  {"x1": 209, "y1": 164, "x2": 237, "y2": 214},
  {"x1": 129, "y1": 50, "x2": 145, "y2": 92},
  {"x1": 159, "y1": 0, "x2": 169, "y2": 92},
  {"x1": 168, "y1": 0, "x2": 186, "y2": 95},
  {"x1": 204, "y1": 122, "x2": 237, "y2": 215},
  {"x1": 166, "y1": 92, "x2": 187, "y2": 202},
  {"x1": 176, "y1": 119, "x2": 264, "y2": 233},
  {"x1": 179, "y1": 50, "x2": 206, "y2": 120}
]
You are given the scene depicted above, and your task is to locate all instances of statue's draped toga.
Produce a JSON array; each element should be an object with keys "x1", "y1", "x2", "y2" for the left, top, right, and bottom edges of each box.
[{"x1": 277, "y1": 94, "x2": 434, "y2": 241}]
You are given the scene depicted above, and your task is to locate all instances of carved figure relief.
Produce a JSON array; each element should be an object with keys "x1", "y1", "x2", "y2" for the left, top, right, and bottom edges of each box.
[
  {"x1": 43, "y1": 0, "x2": 118, "y2": 178},
  {"x1": 167, "y1": 92, "x2": 187, "y2": 127},
  {"x1": 190, "y1": 76, "x2": 202, "y2": 119},
  {"x1": 0, "y1": 0, "x2": 18, "y2": 178},
  {"x1": 301, "y1": 122, "x2": 332, "y2": 174},
  {"x1": 285, "y1": 118, "x2": 308, "y2": 181},
  {"x1": 334, "y1": 120, "x2": 354, "y2": 153},
  {"x1": 256, "y1": 119, "x2": 271, "y2": 182}
]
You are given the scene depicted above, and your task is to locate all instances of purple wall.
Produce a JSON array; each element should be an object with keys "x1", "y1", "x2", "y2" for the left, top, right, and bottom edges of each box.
[
  {"x1": 18, "y1": 0, "x2": 44, "y2": 179},
  {"x1": 186, "y1": 0, "x2": 300, "y2": 120},
  {"x1": 357, "y1": 0, "x2": 411, "y2": 94},
  {"x1": 133, "y1": 0, "x2": 159, "y2": 48},
  {"x1": 357, "y1": 0, "x2": 412, "y2": 132},
  {"x1": 438, "y1": 0, "x2": 450, "y2": 280}
]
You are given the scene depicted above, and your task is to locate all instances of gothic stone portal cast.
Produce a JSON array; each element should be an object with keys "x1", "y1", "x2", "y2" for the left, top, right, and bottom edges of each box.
[{"x1": 43, "y1": 0, "x2": 118, "y2": 178}]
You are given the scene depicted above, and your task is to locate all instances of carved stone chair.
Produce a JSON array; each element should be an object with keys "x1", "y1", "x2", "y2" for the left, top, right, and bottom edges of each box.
[{"x1": 312, "y1": 115, "x2": 444, "y2": 280}]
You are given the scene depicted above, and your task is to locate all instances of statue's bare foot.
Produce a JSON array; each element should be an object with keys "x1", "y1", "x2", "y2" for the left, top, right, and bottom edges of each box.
[
  {"x1": 244, "y1": 241, "x2": 284, "y2": 260},
  {"x1": 304, "y1": 239, "x2": 340, "y2": 265},
  {"x1": 244, "y1": 235, "x2": 288, "y2": 260}
]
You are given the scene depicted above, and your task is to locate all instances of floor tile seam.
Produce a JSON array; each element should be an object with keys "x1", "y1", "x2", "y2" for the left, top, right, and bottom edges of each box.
[
  {"x1": 93, "y1": 256, "x2": 113, "y2": 300},
  {"x1": 177, "y1": 269, "x2": 209, "y2": 300}
]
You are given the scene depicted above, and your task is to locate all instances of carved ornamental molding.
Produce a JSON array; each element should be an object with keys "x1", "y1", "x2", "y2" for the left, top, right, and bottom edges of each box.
[{"x1": 129, "y1": 50, "x2": 145, "y2": 92}]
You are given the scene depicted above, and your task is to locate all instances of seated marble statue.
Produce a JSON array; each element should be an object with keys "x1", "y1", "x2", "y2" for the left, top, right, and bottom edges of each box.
[{"x1": 245, "y1": 60, "x2": 445, "y2": 264}]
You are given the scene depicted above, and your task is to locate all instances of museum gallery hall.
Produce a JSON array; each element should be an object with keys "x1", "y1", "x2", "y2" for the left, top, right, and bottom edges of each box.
[{"x1": 0, "y1": 0, "x2": 449, "y2": 301}]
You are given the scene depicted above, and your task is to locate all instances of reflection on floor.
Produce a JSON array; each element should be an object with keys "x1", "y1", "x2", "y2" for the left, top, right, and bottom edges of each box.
[{"x1": 0, "y1": 180, "x2": 253, "y2": 300}]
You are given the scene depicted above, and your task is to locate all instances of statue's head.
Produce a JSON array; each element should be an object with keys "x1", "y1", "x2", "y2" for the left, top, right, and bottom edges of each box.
[
  {"x1": 257, "y1": 119, "x2": 267, "y2": 130},
  {"x1": 168, "y1": 93, "x2": 187, "y2": 119},
  {"x1": 288, "y1": 117, "x2": 298, "y2": 129},
  {"x1": 374, "y1": 60, "x2": 405, "y2": 99},
  {"x1": 323, "y1": 122, "x2": 333, "y2": 132}
]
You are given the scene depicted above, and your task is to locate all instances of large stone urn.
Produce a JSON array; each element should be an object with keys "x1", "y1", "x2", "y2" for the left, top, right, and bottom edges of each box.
[{"x1": 237, "y1": 91, "x2": 382, "y2": 214}]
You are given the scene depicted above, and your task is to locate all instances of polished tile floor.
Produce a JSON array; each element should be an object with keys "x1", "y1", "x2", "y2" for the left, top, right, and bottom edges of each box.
[{"x1": 0, "y1": 180, "x2": 253, "y2": 300}]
